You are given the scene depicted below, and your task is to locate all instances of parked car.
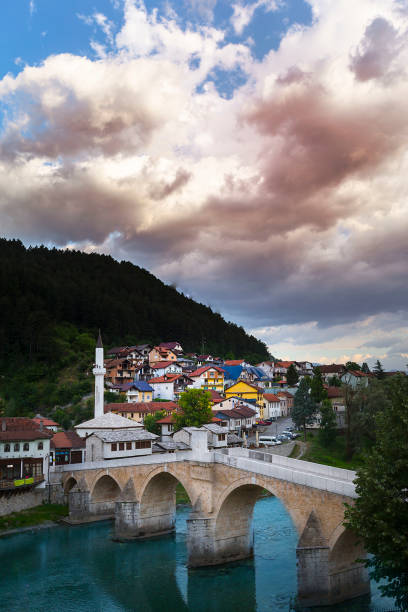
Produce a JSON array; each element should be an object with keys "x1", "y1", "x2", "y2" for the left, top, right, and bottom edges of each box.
[{"x1": 257, "y1": 420, "x2": 269, "y2": 426}]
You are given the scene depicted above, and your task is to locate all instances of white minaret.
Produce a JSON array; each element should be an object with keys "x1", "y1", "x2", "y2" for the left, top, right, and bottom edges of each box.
[{"x1": 93, "y1": 330, "x2": 106, "y2": 418}]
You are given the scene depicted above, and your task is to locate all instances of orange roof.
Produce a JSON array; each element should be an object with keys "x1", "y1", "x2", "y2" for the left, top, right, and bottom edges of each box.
[
  {"x1": 33, "y1": 417, "x2": 59, "y2": 427},
  {"x1": 224, "y1": 359, "x2": 244, "y2": 366},
  {"x1": 105, "y1": 402, "x2": 178, "y2": 414},
  {"x1": 148, "y1": 374, "x2": 181, "y2": 384},
  {"x1": 190, "y1": 365, "x2": 225, "y2": 377},
  {"x1": 51, "y1": 431, "x2": 85, "y2": 449},
  {"x1": 156, "y1": 415, "x2": 176, "y2": 424},
  {"x1": 275, "y1": 361, "x2": 294, "y2": 368},
  {"x1": 263, "y1": 393, "x2": 280, "y2": 402},
  {"x1": 150, "y1": 361, "x2": 176, "y2": 369}
]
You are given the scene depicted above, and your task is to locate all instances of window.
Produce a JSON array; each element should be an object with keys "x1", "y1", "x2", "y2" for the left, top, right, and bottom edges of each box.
[
  {"x1": 4, "y1": 444, "x2": 10, "y2": 452},
  {"x1": 23, "y1": 443, "x2": 29, "y2": 451},
  {"x1": 218, "y1": 434, "x2": 226, "y2": 441},
  {"x1": 126, "y1": 442, "x2": 132, "y2": 450},
  {"x1": 119, "y1": 442, "x2": 125, "y2": 451},
  {"x1": 111, "y1": 443, "x2": 117, "y2": 451},
  {"x1": 14, "y1": 443, "x2": 20, "y2": 452},
  {"x1": 135, "y1": 440, "x2": 151, "y2": 449},
  {"x1": 38, "y1": 442, "x2": 43, "y2": 450}
]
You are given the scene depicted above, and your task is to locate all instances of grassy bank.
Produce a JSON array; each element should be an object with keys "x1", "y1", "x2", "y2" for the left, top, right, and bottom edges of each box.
[
  {"x1": 301, "y1": 431, "x2": 365, "y2": 470},
  {"x1": 0, "y1": 503, "x2": 68, "y2": 533}
]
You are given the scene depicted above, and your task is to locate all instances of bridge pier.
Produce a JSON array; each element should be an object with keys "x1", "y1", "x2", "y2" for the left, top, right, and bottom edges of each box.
[
  {"x1": 296, "y1": 512, "x2": 370, "y2": 606},
  {"x1": 114, "y1": 499, "x2": 176, "y2": 540}
]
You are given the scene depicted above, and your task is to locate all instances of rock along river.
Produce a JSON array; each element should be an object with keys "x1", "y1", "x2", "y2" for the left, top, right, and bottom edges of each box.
[{"x1": 0, "y1": 497, "x2": 397, "y2": 612}]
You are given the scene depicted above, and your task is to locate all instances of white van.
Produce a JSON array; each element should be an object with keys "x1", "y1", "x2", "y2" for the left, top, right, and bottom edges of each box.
[{"x1": 259, "y1": 436, "x2": 276, "y2": 446}]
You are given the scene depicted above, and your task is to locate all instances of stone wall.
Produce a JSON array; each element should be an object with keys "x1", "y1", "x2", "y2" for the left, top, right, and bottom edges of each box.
[{"x1": 0, "y1": 487, "x2": 45, "y2": 517}]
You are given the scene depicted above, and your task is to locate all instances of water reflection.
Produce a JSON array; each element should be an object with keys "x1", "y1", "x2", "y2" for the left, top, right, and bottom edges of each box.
[{"x1": 0, "y1": 497, "x2": 397, "y2": 612}]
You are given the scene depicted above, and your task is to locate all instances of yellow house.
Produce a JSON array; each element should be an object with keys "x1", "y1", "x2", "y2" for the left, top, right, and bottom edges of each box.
[{"x1": 224, "y1": 381, "x2": 264, "y2": 416}]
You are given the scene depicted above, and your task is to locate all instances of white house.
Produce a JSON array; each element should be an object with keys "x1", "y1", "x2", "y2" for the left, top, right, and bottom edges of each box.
[
  {"x1": 201, "y1": 423, "x2": 228, "y2": 448},
  {"x1": 149, "y1": 361, "x2": 182, "y2": 378},
  {"x1": 263, "y1": 393, "x2": 282, "y2": 419},
  {"x1": 86, "y1": 429, "x2": 158, "y2": 461},
  {"x1": 148, "y1": 373, "x2": 193, "y2": 401},
  {"x1": 0, "y1": 418, "x2": 51, "y2": 485},
  {"x1": 75, "y1": 412, "x2": 143, "y2": 439}
]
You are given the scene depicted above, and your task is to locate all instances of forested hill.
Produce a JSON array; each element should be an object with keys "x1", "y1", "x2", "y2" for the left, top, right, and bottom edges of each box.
[{"x1": 0, "y1": 238, "x2": 269, "y2": 417}]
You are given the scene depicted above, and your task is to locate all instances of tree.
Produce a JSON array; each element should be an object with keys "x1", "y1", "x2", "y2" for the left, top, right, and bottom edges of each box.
[
  {"x1": 144, "y1": 410, "x2": 166, "y2": 435},
  {"x1": 345, "y1": 361, "x2": 361, "y2": 371},
  {"x1": 292, "y1": 378, "x2": 317, "y2": 441},
  {"x1": 344, "y1": 375, "x2": 408, "y2": 609},
  {"x1": 310, "y1": 368, "x2": 327, "y2": 404},
  {"x1": 361, "y1": 362, "x2": 370, "y2": 374},
  {"x1": 373, "y1": 359, "x2": 386, "y2": 380},
  {"x1": 318, "y1": 399, "x2": 337, "y2": 447},
  {"x1": 174, "y1": 389, "x2": 213, "y2": 431},
  {"x1": 286, "y1": 363, "x2": 299, "y2": 386},
  {"x1": 328, "y1": 375, "x2": 341, "y2": 387},
  {"x1": 342, "y1": 383, "x2": 359, "y2": 459}
]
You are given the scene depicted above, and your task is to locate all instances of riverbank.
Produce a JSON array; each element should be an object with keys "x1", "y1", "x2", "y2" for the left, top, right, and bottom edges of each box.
[
  {"x1": 0, "y1": 503, "x2": 68, "y2": 535},
  {"x1": 299, "y1": 431, "x2": 365, "y2": 470}
]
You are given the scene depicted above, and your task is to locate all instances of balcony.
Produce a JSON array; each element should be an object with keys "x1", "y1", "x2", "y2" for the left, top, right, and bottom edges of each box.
[{"x1": 0, "y1": 475, "x2": 44, "y2": 491}]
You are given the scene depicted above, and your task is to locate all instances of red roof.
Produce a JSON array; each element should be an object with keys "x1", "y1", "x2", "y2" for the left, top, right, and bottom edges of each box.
[
  {"x1": 319, "y1": 364, "x2": 345, "y2": 374},
  {"x1": 190, "y1": 365, "x2": 225, "y2": 377},
  {"x1": 105, "y1": 402, "x2": 178, "y2": 414},
  {"x1": 208, "y1": 390, "x2": 224, "y2": 401},
  {"x1": 0, "y1": 418, "x2": 52, "y2": 441},
  {"x1": 148, "y1": 374, "x2": 182, "y2": 384},
  {"x1": 214, "y1": 406, "x2": 257, "y2": 418},
  {"x1": 156, "y1": 415, "x2": 176, "y2": 424},
  {"x1": 326, "y1": 387, "x2": 344, "y2": 399},
  {"x1": 224, "y1": 359, "x2": 244, "y2": 366},
  {"x1": 277, "y1": 391, "x2": 294, "y2": 399},
  {"x1": 150, "y1": 361, "x2": 176, "y2": 369},
  {"x1": 263, "y1": 393, "x2": 280, "y2": 402},
  {"x1": 51, "y1": 431, "x2": 85, "y2": 449},
  {"x1": 275, "y1": 361, "x2": 294, "y2": 368},
  {"x1": 33, "y1": 417, "x2": 59, "y2": 427}
]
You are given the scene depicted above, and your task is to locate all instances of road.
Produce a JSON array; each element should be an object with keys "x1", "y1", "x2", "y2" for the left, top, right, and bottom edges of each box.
[{"x1": 246, "y1": 416, "x2": 294, "y2": 445}]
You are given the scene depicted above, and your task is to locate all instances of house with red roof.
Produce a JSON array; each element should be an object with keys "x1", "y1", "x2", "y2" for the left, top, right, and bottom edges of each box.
[
  {"x1": 105, "y1": 401, "x2": 178, "y2": 424},
  {"x1": 148, "y1": 373, "x2": 193, "y2": 401},
  {"x1": 159, "y1": 341, "x2": 183, "y2": 353},
  {"x1": 263, "y1": 393, "x2": 282, "y2": 420},
  {"x1": 188, "y1": 365, "x2": 225, "y2": 393},
  {"x1": 51, "y1": 431, "x2": 85, "y2": 466},
  {"x1": 33, "y1": 414, "x2": 60, "y2": 433},
  {"x1": 0, "y1": 418, "x2": 52, "y2": 490},
  {"x1": 149, "y1": 346, "x2": 178, "y2": 364}
]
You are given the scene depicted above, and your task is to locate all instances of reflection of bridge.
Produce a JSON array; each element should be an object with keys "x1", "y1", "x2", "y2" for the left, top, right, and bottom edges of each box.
[{"x1": 54, "y1": 440, "x2": 369, "y2": 607}]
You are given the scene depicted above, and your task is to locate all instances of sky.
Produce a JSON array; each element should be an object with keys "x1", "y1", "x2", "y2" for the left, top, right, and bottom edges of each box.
[{"x1": 0, "y1": 0, "x2": 407, "y2": 370}]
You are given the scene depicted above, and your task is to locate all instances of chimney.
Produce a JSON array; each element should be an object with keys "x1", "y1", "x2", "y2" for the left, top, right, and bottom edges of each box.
[
  {"x1": 1, "y1": 419, "x2": 6, "y2": 432},
  {"x1": 39, "y1": 420, "x2": 44, "y2": 432}
]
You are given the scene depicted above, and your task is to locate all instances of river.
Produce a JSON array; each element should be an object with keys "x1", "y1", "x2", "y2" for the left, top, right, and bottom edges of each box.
[{"x1": 0, "y1": 497, "x2": 396, "y2": 612}]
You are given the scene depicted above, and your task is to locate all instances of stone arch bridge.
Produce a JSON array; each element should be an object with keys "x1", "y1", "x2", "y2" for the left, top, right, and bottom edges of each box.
[{"x1": 55, "y1": 446, "x2": 368, "y2": 607}]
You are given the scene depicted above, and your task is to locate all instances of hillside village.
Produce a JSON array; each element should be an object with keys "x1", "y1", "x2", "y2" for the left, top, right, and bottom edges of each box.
[{"x1": 1, "y1": 334, "x2": 392, "y2": 481}]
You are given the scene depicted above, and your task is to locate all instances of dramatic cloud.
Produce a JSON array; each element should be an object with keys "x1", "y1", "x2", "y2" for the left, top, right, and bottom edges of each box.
[{"x1": 1, "y1": 0, "x2": 408, "y2": 368}]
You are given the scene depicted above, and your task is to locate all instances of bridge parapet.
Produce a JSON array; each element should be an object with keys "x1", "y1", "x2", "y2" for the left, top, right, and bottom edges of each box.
[{"x1": 213, "y1": 451, "x2": 357, "y2": 498}]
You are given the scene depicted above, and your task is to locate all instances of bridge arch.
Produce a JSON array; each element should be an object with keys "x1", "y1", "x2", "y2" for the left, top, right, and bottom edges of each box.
[
  {"x1": 64, "y1": 476, "x2": 78, "y2": 494},
  {"x1": 134, "y1": 467, "x2": 195, "y2": 539},
  {"x1": 92, "y1": 474, "x2": 121, "y2": 501}
]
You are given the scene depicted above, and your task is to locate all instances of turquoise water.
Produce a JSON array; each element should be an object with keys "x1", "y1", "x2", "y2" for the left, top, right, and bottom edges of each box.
[{"x1": 0, "y1": 498, "x2": 396, "y2": 612}]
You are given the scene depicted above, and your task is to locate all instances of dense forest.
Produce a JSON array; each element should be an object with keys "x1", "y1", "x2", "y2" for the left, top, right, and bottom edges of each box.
[{"x1": 0, "y1": 238, "x2": 269, "y2": 419}]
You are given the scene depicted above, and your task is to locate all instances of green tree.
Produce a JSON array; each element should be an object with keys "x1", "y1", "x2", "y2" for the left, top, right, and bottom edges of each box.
[
  {"x1": 318, "y1": 399, "x2": 337, "y2": 447},
  {"x1": 361, "y1": 362, "x2": 370, "y2": 374},
  {"x1": 144, "y1": 410, "x2": 166, "y2": 435},
  {"x1": 328, "y1": 375, "x2": 341, "y2": 387},
  {"x1": 345, "y1": 361, "x2": 361, "y2": 371},
  {"x1": 373, "y1": 359, "x2": 386, "y2": 380},
  {"x1": 310, "y1": 368, "x2": 327, "y2": 404},
  {"x1": 286, "y1": 363, "x2": 299, "y2": 386},
  {"x1": 174, "y1": 389, "x2": 212, "y2": 431},
  {"x1": 292, "y1": 378, "x2": 316, "y2": 441},
  {"x1": 344, "y1": 375, "x2": 408, "y2": 609}
]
